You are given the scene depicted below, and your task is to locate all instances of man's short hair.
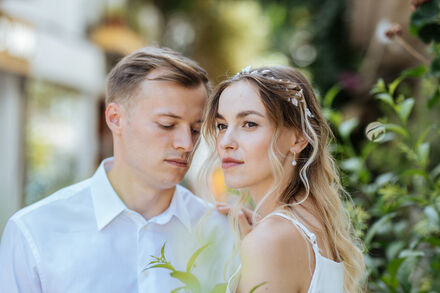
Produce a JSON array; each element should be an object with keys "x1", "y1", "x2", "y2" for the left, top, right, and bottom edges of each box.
[{"x1": 106, "y1": 47, "x2": 211, "y2": 105}]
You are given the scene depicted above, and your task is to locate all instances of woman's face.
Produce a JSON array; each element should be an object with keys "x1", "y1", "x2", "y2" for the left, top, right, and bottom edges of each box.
[{"x1": 215, "y1": 80, "x2": 293, "y2": 194}]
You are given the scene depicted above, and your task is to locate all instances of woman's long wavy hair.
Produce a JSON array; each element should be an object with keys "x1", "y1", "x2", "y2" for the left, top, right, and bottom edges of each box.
[{"x1": 197, "y1": 65, "x2": 365, "y2": 292}]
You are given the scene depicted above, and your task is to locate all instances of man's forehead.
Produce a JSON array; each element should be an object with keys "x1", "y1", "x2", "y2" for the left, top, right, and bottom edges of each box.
[
  {"x1": 132, "y1": 93, "x2": 205, "y2": 123},
  {"x1": 153, "y1": 110, "x2": 203, "y2": 123}
]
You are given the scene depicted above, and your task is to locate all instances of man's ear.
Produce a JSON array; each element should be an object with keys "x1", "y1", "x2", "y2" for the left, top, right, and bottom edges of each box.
[
  {"x1": 105, "y1": 103, "x2": 124, "y2": 136},
  {"x1": 289, "y1": 131, "x2": 308, "y2": 154}
]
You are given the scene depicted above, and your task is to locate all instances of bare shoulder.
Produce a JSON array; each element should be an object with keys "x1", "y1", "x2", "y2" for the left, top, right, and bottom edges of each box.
[
  {"x1": 242, "y1": 216, "x2": 301, "y2": 251},
  {"x1": 239, "y1": 216, "x2": 314, "y2": 293}
]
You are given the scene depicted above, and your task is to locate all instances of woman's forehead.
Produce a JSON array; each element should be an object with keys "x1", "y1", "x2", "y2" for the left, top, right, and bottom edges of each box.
[{"x1": 218, "y1": 81, "x2": 266, "y2": 116}]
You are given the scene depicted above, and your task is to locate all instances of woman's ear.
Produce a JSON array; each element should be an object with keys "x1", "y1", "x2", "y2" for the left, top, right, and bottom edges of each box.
[
  {"x1": 289, "y1": 131, "x2": 308, "y2": 154},
  {"x1": 105, "y1": 103, "x2": 123, "y2": 136}
]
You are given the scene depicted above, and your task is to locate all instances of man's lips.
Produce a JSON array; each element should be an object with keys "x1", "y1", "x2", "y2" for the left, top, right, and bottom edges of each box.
[
  {"x1": 165, "y1": 158, "x2": 188, "y2": 168},
  {"x1": 221, "y1": 158, "x2": 244, "y2": 169}
]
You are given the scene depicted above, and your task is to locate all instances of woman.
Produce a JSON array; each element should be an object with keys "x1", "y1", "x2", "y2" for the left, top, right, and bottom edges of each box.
[{"x1": 198, "y1": 66, "x2": 365, "y2": 292}]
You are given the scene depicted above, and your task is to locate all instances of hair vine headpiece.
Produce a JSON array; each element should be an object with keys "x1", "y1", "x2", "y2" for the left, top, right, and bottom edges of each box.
[
  {"x1": 232, "y1": 65, "x2": 252, "y2": 80},
  {"x1": 233, "y1": 65, "x2": 315, "y2": 119}
]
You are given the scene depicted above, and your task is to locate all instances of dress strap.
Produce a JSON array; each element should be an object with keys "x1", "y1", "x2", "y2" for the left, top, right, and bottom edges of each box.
[{"x1": 266, "y1": 212, "x2": 319, "y2": 252}]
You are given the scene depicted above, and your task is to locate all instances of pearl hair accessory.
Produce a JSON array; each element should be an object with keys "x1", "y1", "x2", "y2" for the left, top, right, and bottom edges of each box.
[{"x1": 233, "y1": 65, "x2": 315, "y2": 119}]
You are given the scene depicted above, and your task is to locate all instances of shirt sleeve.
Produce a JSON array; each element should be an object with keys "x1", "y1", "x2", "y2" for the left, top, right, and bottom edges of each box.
[{"x1": 0, "y1": 219, "x2": 43, "y2": 293}]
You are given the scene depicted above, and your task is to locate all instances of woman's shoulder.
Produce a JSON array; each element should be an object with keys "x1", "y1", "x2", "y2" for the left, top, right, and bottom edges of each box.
[
  {"x1": 238, "y1": 215, "x2": 313, "y2": 292},
  {"x1": 242, "y1": 215, "x2": 306, "y2": 251}
]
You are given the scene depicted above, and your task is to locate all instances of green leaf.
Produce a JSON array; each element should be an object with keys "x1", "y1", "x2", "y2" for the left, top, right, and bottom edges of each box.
[
  {"x1": 371, "y1": 78, "x2": 387, "y2": 94},
  {"x1": 209, "y1": 283, "x2": 228, "y2": 293},
  {"x1": 144, "y1": 263, "x2": 175, "y2": 272},
  {"x1": 338, "y1": 118, "x2": 359, "y2": 139},
  {"x1": 365, "y1": 213, "x2": 396, "y2": 246},
  {"x1": 383, "y1": 123, "x2": 410, "y2": 138},
  {"x1": 428, "y1": 86, "x2": 440, "y2": 108},
  {"x1": 161, "y1": 242, "x2": 167, "y2": 259},
  {"x1": 171, "y1": 286, "x2": 186, "y2": 293},
  {"x1": 386, "y1": 241, "x2": 406, "y2": 260},
  {"x1": 170, "y1": 271, "x2": 201, "y2": 293},
  {"x1": 400, "y1": 168, "x2": 430, "y2": 180},
  {"x1": 426, "y1": 237, "x2": 440, "y2": 246},
  {"x1": 418, "y1": 23, "x2": 440, "y2": 44},
  {"x1": 399, "y1": 250, "x2": 425, "y2": 258},
  {"x1": 415, "y1": 126, "x2": 432, "y2": 149},
  {"x1": 250, "y1": 282, "x2": 268, "y2": 293},
  {"x1": 397, "y1": 98, "x2": 414, "y2": 124},
  {"x1": 410, "y1": 0, "x2": 439, "y2": 28},
  {"x1": 424, "y1": 206, "x2": 439, "y2": 226},
  {"x1": 396, "y1": 256, "x2": 419, "y2": 290},
  {"x1": 389, "y1": 77, "x2": 403, "y2": 97},
  {"x1": 376, "y1": 93, "x2": 395, "y2": 108},
  {"x1": 431, "y1": 163, "x2": 440, "y2": 178},
  {"x1": 382, "y1": 258, "x2": 406, "y2": 289},
  {"x1": 410, "y1": 0, "x2": 440, "y2": 42},
  {"x1": 417, "y1": 142, "x2": 430, "y2": 167},
  {"x1": 400, "y1": 65, "x2": 428, "y2": 78},
  {"x1": 323, "y1": 84, "x2": 341, "y2": 108},
  {"x1": 340, "y1": 157, "x2": 363, "y2": 172},
  {"x1": 327, "y1": 111, "x2": 343, "y2": 128},
  {"x1": 186, "y1": 243, "x2": 211, "y2": 272}
]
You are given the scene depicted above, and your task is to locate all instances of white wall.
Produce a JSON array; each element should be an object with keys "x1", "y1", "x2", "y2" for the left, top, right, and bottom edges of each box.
[
  {"x1": 1, "y1": 0, "x2": 106, "y2": 37},
  {"x1": 1, "y1": 0, "x2": 106, "y2": 94},
  {"x1": 0, "y1": 0, "x2": 106, "y2": 232}
]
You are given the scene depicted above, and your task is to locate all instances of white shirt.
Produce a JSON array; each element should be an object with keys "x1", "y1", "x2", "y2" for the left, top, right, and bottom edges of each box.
[{"x1": 0, "y1": 158, "x2": 235, "y2": 293}]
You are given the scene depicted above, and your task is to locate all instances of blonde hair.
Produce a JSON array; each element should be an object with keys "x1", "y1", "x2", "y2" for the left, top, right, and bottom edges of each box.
[{"x1": 198, "y1": 65, "x2": 365, "y2": 292}]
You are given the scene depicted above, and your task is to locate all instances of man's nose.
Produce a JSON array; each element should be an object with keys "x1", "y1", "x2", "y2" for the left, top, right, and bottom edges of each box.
[{"x1": 173, "y1": 126, "x2": 195, "y2": 152}]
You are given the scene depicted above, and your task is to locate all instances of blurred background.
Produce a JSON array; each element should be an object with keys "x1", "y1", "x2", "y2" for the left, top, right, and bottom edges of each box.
[{"x1": 1, "y1": 0, "x2": 439, "y2": 291}]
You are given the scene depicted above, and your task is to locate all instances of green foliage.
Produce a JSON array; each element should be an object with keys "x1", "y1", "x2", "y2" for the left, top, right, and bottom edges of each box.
[
  {"x1": 326, "y1": 44, "x2": 440, "y2": 291},
  {"x1": 409, "y1": 0, "x2": 440, "y2": 44},
  {"x1": 145, "y1": 242, "x2": 219, "y2": 293},
  {"x1": 146, "y1": 243, "x2": 267, "y2": 293},
  {"x1": 321, "y1": 7, "x2": 440, "y2": 289}
]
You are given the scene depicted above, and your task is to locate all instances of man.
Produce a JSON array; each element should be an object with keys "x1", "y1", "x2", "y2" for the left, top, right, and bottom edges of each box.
[{"x1": 0, "y1": 47, "x2": 234, "y2": 292}]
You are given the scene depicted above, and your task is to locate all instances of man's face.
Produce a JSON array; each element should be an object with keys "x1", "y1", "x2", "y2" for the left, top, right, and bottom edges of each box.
[{"x1": 113, "y1": 73, "x2": 207, "y2": 190}]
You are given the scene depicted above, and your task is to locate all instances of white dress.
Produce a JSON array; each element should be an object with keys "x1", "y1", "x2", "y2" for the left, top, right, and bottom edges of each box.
[{"x1": 226, "y1": 212, "x2": 344, "y2": 293}]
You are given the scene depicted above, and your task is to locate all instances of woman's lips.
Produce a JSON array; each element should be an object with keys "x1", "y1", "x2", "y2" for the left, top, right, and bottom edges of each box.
[
  {"x1": 221, "y1": 158, "x2": 244, "y2": 169},
  {"x1": 165, "y1": 159, "x2": 188, "y2": 168}
]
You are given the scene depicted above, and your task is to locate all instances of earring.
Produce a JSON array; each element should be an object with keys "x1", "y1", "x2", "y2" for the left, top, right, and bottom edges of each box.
[{"x1": 292, "y1": 151, "x2": 297, "y2": 166}]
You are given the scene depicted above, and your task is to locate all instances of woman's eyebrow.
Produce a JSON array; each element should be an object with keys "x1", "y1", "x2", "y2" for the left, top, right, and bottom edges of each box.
[
  {"x1": 216, "y1": 110, "x2": 264, "y2": 119},
  {"x1": 236, "y1": 110, "x2": 264, "y2": 118}
]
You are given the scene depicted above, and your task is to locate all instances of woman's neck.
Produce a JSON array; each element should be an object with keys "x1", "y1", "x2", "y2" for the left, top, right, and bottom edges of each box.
[{"x1": 248, "y1": 182, "x2": 282, "y2": 218}]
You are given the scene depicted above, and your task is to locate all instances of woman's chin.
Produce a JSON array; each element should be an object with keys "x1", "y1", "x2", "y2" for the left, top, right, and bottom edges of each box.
[{"x1": 224, "y1": 178, "x2": 249, "y2": 190}]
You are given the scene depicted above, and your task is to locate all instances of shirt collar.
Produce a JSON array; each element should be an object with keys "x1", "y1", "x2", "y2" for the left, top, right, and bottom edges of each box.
[
  {"x1": 91, "y1": 157, "x2": 193, "y2": 232},
  {"x1": 91, "y1": 158, "x2": 127, "y2": 231},
  {"x1": 162, "y1": 185, "x2": 193, "y2": 232}
]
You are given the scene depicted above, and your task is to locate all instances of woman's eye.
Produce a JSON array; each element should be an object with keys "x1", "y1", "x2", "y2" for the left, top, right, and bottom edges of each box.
[
  {"x1": 244, "y1": 121, "x2": 258, "y2": 128},
  {"x1": 191, "y1": 128, "x2": 200, "y2": 135},
  {"x1": 216, "y1": 123, "x2": 227, "y2": 130}
]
